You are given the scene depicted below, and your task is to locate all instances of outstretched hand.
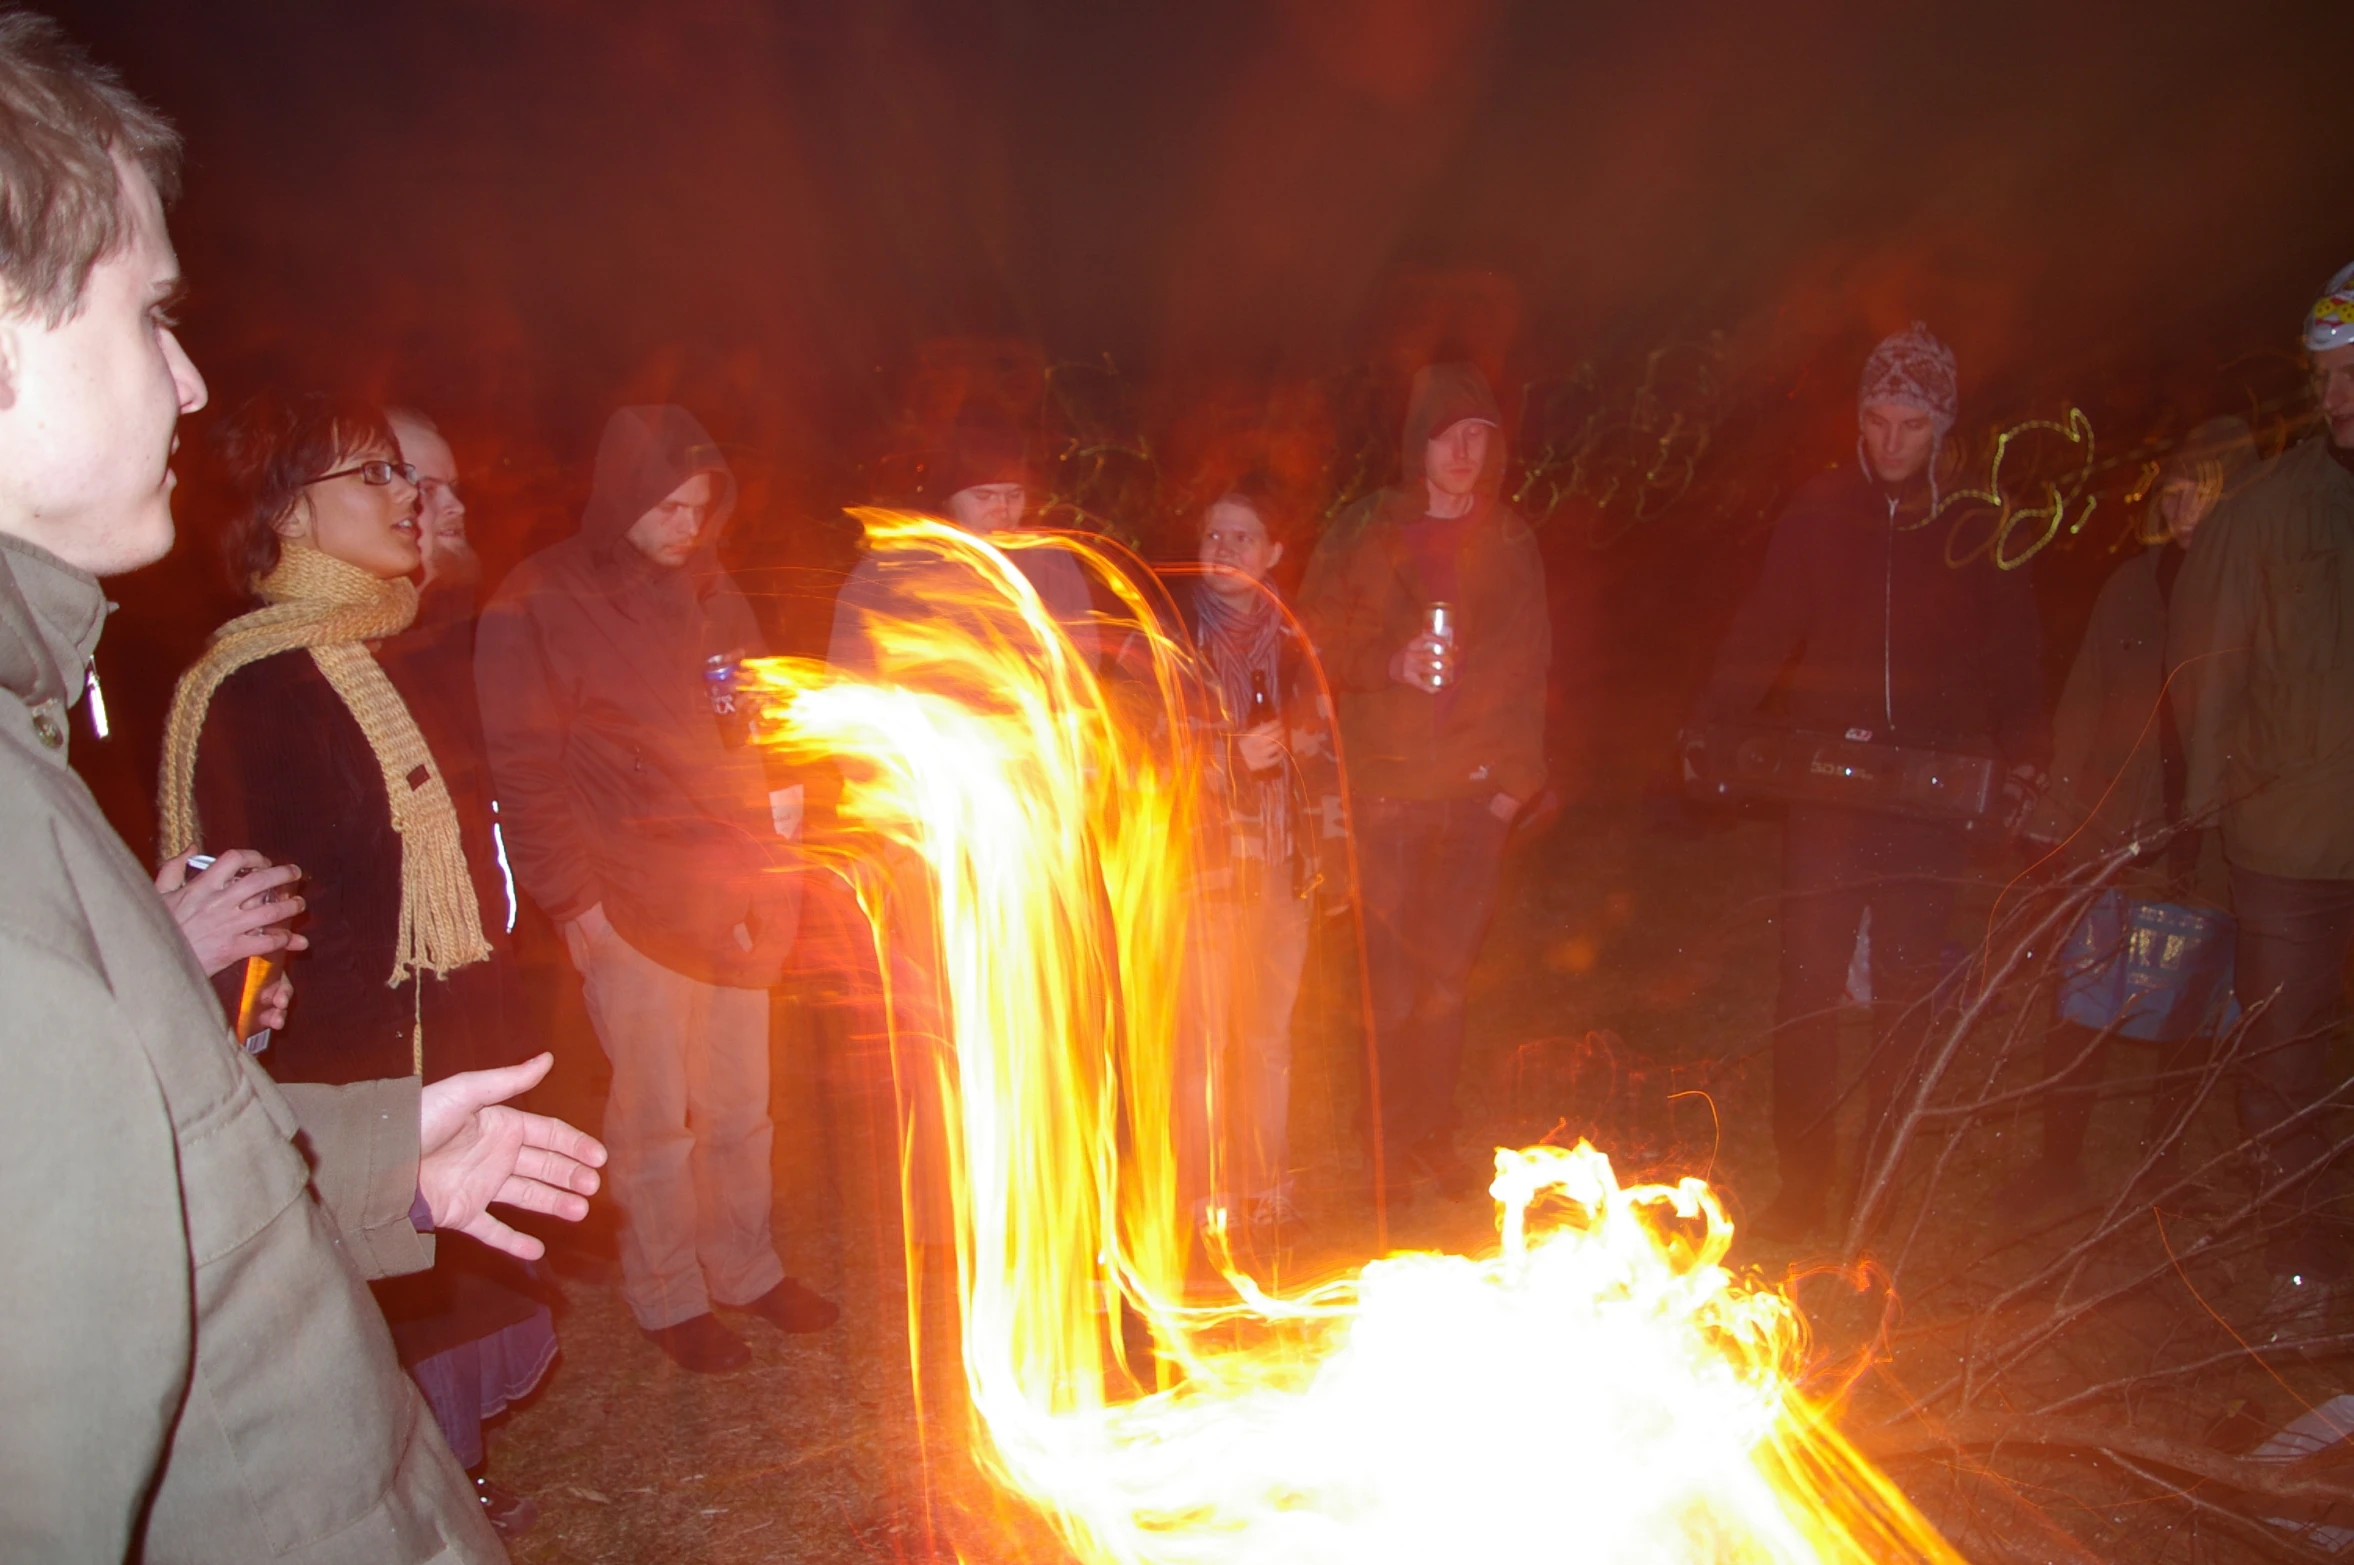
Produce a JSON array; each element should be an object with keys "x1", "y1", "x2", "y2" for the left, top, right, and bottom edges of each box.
[
  {"x1": 154, "y1": 849, "x2": 307, "y2": 978},
  {"x1": 418, "y1": 1053, "x2": 606, "y2": 1261}
]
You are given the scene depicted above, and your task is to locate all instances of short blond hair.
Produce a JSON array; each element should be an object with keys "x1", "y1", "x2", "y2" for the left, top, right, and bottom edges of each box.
[{"x1": 0, "y1": 11, "x2": 180, "y2": 325}]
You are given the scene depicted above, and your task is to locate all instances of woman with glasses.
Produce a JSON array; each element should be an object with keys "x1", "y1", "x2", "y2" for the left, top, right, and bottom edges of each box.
[{"x1": 156, "y1": 393, "x2": 553, "y2": 1538}]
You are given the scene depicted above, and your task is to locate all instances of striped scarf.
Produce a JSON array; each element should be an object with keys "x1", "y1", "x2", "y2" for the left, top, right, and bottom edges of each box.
[{"x1": 1194, "y1": 580, "x2": 1293, "y2": 892}]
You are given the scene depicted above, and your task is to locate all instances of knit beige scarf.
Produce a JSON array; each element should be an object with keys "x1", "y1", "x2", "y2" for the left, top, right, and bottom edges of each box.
[{"x1": 159, "y1": 542, "x2": 492, "y2": 994}]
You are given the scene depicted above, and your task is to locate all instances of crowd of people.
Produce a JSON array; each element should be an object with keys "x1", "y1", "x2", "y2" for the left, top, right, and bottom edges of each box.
[{"x1": 1, "y1": 10, "x2": 2350, "y2": 1562}]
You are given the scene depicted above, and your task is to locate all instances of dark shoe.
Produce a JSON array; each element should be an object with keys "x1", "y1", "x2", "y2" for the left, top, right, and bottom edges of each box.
[
  {"x1": 475, "y1": 1476, "x2": 539, "y2": 1537},
  {"x1": 1748, "y1": 1188, "x2": 1826, "y2": 1245},
  {"x1": 730, "y1": 1277, "x2": 841, "y2": 1334},
  {"x1": 642, "y1": 1312, "x2": 752, "y2": 1373}
]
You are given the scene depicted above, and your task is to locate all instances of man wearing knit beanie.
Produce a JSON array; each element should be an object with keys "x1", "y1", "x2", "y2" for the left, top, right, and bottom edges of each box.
[
  {"x1": 2167, "y1": 262, "x2": 2354, "y2": 1341},
  {"x1": 1701, "y1": 322, "x2": 2048, "y2": 1244},
  {"x1": 828, "y1": 405, "x2": 1099, "y2": 673}
]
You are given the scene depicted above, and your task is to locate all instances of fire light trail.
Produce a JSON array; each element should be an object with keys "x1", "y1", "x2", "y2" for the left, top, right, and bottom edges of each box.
[{"x1": 744, "y1": 512, "x2": 1960, "y2": 1564}]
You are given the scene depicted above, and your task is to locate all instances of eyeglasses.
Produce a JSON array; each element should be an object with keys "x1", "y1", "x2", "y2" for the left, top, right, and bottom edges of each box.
[{"x1": 307, "y1": 459, "x2": 419, "y2": 488}]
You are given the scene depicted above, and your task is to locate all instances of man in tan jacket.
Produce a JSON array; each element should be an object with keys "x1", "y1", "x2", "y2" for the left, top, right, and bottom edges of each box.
[
  {"x1": 2169, "y1": 260, "x2": 2354, "y2": 1338},
  {"x1": 0, "y1": 16, "x2": 605, "y2": 1561}
]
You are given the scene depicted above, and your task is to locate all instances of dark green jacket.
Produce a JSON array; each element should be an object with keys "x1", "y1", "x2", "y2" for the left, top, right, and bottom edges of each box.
[
  {"x1": 2168, "y1": 435, "x2": 2354, "y2": 880},
  {"x1": 0, "y1": 533, "x2": 499, "y2": 1562}
]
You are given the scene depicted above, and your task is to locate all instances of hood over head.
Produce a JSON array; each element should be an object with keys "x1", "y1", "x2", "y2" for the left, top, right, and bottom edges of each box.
[
  {"x1": 580, "y1": 405, "x2": 737, "y2": 555},
  {"x1": 1400, "y1": 362, "x2": 1506, "y2": 495}
]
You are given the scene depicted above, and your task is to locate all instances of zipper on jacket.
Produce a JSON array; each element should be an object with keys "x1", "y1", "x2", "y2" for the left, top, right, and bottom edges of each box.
[{"x1": 83, "y1": 659, "x2": 109, "y2": 740}]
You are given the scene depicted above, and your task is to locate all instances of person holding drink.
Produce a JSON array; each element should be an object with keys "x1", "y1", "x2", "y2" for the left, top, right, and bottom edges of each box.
[
  {"x1": 159, "y1": 392, "x2": 555, "y2": 1532},
  {"x1": 1300, "y1": 362, "x2": 1551, "y2": 1203},
  {"x1": 1173, "y1": 482, "x2": 1347, "y2": 1231}
]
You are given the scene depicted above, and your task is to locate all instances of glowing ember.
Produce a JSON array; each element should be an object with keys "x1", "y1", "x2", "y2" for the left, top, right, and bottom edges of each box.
[{"x1": 746, "y1": 512, "x2": 1957, "y2": 1564}]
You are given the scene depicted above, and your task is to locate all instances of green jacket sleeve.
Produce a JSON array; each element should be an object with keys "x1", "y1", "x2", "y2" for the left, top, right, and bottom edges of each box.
[
  {"x1": 2166, "y1": 503, "x2": 2252, "y2": 826},
  {"x1": 0, "y1": 935, "x2": 191, "y2": 1562},
  {"x1": 278, "y1": 1076, "x2": 436, "y2": 1280}
]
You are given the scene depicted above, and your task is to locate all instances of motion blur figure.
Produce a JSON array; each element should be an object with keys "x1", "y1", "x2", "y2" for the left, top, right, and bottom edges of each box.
[
  {"x1": 477, "y1": 406, "x2": 837, "y2": 1374},
  {"x1": 159, "y1": 393, "x2": 553, "y2": 1535},
  {"x1": 828, "y1": 406, "x2": 1100, "y2": 672},
  {"x1": 1300, "y1": 362, "x2": 1550, "y2": 1202},
  {"x1": 1172, "y1": 483, "x2": 1348, "y2": 1232},
  {"x1": 393, "y1": 405, "x2": 481, "y2": 606},
  {"x1": 2009, "y1": 417, "x2": 2257, "y2": 1215},
  {"x1": 2167, "y1": 262, "x2": 2354, "y2": 1340},
  {"x1": 1703, "y1": 324, "x2": 2047, "y2": 1243},
  {"x1": 0, "y1": 17, "x2": 602, "y2": 1561}
]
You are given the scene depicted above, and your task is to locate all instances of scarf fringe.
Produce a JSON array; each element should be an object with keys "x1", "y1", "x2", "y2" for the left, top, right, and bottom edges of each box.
[{"x1": 158, "y1": 543, "x2": 491, "y2": 996}]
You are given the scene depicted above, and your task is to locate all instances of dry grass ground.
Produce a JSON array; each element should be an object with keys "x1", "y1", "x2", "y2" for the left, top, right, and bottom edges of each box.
[{"x1": 484, "y1": 800, "x2": 2348, "y2": 1561}]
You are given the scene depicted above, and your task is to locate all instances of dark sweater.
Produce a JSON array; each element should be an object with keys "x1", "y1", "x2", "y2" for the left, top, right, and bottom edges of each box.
[
  {"x1": 1706, "y1": 461, "x2": 2049, "y2": 767},
  {"x1": 189, "y1": 624, "x2": 518, "y2": 1086}
]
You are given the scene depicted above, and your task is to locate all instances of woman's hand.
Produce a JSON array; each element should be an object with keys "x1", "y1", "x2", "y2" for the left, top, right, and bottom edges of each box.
[{"x1": 154, "y1": 849, "x2": 308, "y2": 979}]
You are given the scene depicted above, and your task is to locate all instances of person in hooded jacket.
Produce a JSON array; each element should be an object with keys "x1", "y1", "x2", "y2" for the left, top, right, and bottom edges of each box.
[
  {"x1": 1702, "y1": 323, "x2": 2048, "y2": 1243},
  {"x1": 2004, "y1": 416, "x2": 2255, "y2": 1213},
  {"x1": 476, "y1": 406, "x2": 838, "y2": 1373},
  {"x1": 2167, "y1": 263, "x2": 2354, "y2": 1338},
  {"x1": 1299, "y1": 362, "x2": 1550, "y2": 1201}
]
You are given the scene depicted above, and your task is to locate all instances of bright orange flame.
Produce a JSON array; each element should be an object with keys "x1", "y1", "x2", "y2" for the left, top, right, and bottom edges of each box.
[{"x1": 746, "y1": 511, "x2": 1959, "y2": 1564}]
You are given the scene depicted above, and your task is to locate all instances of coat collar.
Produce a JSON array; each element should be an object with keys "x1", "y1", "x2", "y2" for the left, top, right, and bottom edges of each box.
[{"x1": 0, "y1": 530, "x2": 105, "y2": 711}]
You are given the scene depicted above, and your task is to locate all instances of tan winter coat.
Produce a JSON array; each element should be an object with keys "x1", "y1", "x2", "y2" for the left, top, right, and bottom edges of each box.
[
  {"x1": 0, "y1": 533, "x2": 500, "y2": 1562},
  {"x1": 2167, "y1": 435, "x2": 2354, "y2": 880}
]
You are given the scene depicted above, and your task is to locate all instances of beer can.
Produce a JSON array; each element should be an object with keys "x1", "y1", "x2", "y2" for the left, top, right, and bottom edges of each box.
[
  {"x1": 704, "y1": 652, "x2": 740, "y2": 716},
  {"x1": 1425, "y1": 602, "x2": 1456, "y2": 689}
]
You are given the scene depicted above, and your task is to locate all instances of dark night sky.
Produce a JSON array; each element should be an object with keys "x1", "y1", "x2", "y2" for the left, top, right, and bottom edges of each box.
[
  {"x1": 43, "y1": 0, "x2": 2354, "y2": 849},
  {"x1": 45, "y1": 0, "x2": 2354, "y2": 446}
]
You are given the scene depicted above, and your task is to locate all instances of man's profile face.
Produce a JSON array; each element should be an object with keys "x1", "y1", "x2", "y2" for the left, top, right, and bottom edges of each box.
[
  {"x1": 393, "y1": 416, "x2": 467, "y2": 559},
  {"x1": 946, "y1": 482, "x2": 1026, "y2": 534},
  {"x1": 2315, "y1": 343, "x2": 2354, "y2": 450},
  {"x1": 1423, "y1": 419, "x2": 1492, "y2": 500},
  {"x1": 0, "y1": 156, "x2": 208, "y2": 576},
  {"x1": 1859, "y1": 401, "x2": 1936, "y2": 485},
  {"x1": 624, "y1": 470, "x2": 718, "y2": 569}
]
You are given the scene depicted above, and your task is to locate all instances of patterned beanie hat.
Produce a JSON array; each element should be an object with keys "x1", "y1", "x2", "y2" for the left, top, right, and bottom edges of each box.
[
  {"x1": 1858, "y1": 321, "x2": 1960, "y2": 434},
  {"x1": 2305, "y1": 261, "x2": 2354, "y2": 353}
]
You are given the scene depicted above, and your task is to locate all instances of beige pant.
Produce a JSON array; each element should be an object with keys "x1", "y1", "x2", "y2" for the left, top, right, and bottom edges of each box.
[
  {"x1": 569, "y1": 920, "x2": 784, "y2": 1330},
  {"x1": 1176, "y1": 893, "x2": 1313, "y2": 1212}
]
